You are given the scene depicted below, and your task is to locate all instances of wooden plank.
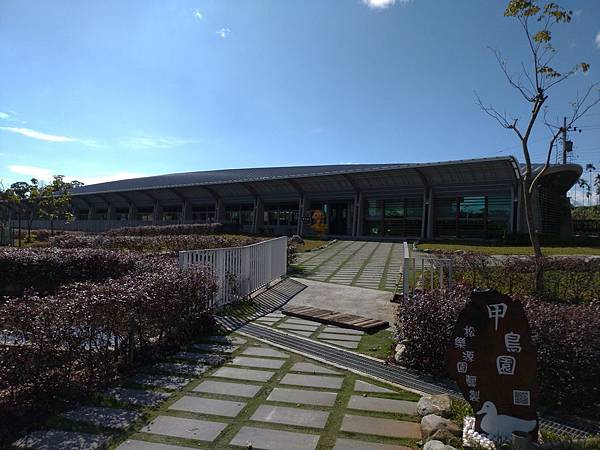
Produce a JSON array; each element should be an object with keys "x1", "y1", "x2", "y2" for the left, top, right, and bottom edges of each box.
[{"x1": 282, "y1": 306, "x2": 388, "y2": 332}]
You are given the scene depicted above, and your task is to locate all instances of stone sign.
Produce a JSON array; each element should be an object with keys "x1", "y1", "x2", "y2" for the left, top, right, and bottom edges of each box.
[{"x1": 447, "y1": 289, "x2": 538, "y2": 443}]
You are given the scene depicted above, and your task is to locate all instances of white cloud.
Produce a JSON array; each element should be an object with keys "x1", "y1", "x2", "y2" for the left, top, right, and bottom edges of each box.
[
  {"x1": 0, "y1": 112, "x2": 11, "y2": 120},
  {"x1": 7, "y1": 165, "x2": 146, "y2": 185},
  {"x1": 596, "y1": 31, "x2": 600, "y2": 49},
  {"x1": 118, "y1": 136, "x2": 200, "y2": 149},
  {"x1": 8, "y1": 165, "x2": 54, "y2": 181},
  {"x1": 193, "y1": 9, "x2": 203, "y2": 20},
  {"x1": 0, "y1": 126, "x2": 76, "y2": 143},
  {"x1": 216, "y1": 28, "x2": 231, "y2": 39},
  {"x1": 362, "y1": 0, "x2": 411, "y2": 8}
]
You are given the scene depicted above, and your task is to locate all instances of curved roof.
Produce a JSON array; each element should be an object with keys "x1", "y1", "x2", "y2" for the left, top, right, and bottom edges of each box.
[{"x1": 71, "y1": 156, "x2": 521, "y2": 197}]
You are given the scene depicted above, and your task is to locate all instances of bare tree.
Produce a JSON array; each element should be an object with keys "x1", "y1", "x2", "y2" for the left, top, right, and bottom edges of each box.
[{"x1": 476, "y1": 0, "x2": 600, "y2": 293}]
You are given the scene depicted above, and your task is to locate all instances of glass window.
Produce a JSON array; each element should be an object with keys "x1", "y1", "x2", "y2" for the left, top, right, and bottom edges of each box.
[
  {"x1": 385, "y1": 201, "x2": 404, "y2": 218},
  {"x1": 366, "y1": 200, "x2": 382, "y2": 218}
]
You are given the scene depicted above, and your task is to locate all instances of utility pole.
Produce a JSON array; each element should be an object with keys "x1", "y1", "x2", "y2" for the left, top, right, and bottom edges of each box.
[{"x1": 561, "y1": 116, "x2": 580, "y2": 164}]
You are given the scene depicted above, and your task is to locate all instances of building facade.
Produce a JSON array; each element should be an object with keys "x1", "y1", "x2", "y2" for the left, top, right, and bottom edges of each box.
[{"x1": 66, "y1": 157, "x2": 581, "y2": 240}]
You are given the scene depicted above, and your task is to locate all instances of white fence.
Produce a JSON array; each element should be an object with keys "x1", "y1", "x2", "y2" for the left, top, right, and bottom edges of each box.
[
  {"x1": 402, "y1": 242, "x2": 453, "y2": 300},
  {"x1": 178, "y1": 236, "x2": 288, "y2": 309}
]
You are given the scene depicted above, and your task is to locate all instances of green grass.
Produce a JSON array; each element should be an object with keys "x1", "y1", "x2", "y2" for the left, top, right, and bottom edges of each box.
[
  {"x1": 417, "y1": 242, "x2": 600, "y2": 256},
  {"x1": 357, "y1": 328, "x2": 395, "y2": 360}
]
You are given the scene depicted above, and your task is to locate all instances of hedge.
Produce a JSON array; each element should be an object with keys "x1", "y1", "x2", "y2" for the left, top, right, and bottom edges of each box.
[
  {"x1": 49, "y1": 233, "x2": 260, "y2": 253},
  {"x1": 0, "y1": 264, "x2": 217, "y2": 443},
  {"x1": 0, "y1": 248, "x2": 137, "y2": 297},
  {"x1": 396, "y1": 285, "x2": 600, "y2": 418},
  {"x1": 105, "y1": 223, "x2": 222, "y2": 237},
  {"x1": 437, "y1": 252, "x2": 600, "y2": 303}
]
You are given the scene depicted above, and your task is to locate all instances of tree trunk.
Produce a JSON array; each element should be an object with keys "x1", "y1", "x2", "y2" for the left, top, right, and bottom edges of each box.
[{"x1": 521, "y1": 178, "x2": 544, "y2": 296}]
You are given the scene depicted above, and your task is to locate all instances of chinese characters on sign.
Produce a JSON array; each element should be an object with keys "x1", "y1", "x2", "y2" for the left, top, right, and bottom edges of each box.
[{"x1": 447, "y1": 290, "x2": 538, "y2": 443}]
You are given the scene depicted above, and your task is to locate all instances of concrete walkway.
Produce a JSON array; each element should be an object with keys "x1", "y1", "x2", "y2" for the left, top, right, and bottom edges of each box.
[
  {"x1": 288, "y1": 277, "x2": 396, "y2": 327},
  {"x1": 296, "y1": 241, "x2": 404, "y2": 291}
]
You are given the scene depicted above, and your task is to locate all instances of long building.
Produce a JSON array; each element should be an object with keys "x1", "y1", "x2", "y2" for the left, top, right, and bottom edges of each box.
[{"x1": 67, "y1": 156, "x2": 581, "y2": 239}]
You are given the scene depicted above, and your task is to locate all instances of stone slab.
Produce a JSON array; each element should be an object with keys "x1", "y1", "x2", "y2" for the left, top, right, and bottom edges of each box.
[
  {"x1": 153, "y1": 362, "x2": 207, "y2": 377},
  {"x1": 141, "y1": 415, "x2": 226, "y2": 442},
  {"x1": 242, "y1": 346, "x2": 289, "y2": 358},
  {"x1": 347, "y1": 396, "x2": 418, "y2": 415},
  {"x1": 62, "y1": 406, "x2": 141, "y2": 429},
  {"x1": 169, "y1": 395, "x2": 246, "y2": 417},
  {"x1": 133, "y1": 374, "x2": 190, "y2": 390},
  {"x1": 116, "y1": 440, "x2": 198, "y2": 450},
  {"x1": 278, "y1": 323, "x2": 319, "y2": 332},
  {"x1": 267, "y1": 387, "x2": 337, "y2": 407},
  {"x1": 193, "y1": 380, "x2": 262, "y2": 398},
  {"x1": 264, "y1": 312, "x2": 286, "y2": 318},
  {"x1": 284, "y1": 318, "x2": 321, "y2": 326},
  {"x1": 318, "y1": 332, "x2": 362, "y2": 342},
  {"x1": 323, "y1": 326, "x2": 365, "y2": 336},
  {"x1": 231, "y1": 356, "x2": 285, "y2": 369},
  {"x1": 14, "y1": 430, "x2": 108, "y2": 450},
  {"x1": 205, "y1": 335, "x2": 247, "y2": 345},
  {"x1": 333, "y1": 438, "x2": 409, "y2": 450},
  {"x1": 291, "y1": 362, "x2": 340, "y2": 375},
  {"x1": 340, "y1": 415, "x2": 421, "y2": 439},
  {"x1": 354, "y1": 380, "x2": 395, "y2": 394},
  {"x1": 105, "y1": 387, "x2": 171, "y2": 407},
  {"x1": 280, "y1": 373, "x2": 343, "y2": 389},
  {"x1": 287, "y1": 330, "x2": 313, "y2": 337},
  {"x1": 250, "y1": 404, "x2": 329, "y2": 429},
  {"x1": 230, "y1": 426, "x2": 319, "y2": 450},
  {"x1": 191, "y1": 343, "x2": 238, "y2": 354},
  {"x1": 255, "y1": 317, "x2": 280, "y2": 323},
  {"x1": 174, "y1": 352, "x2": 224, "y2": 365},
  {"x1": 322, "y1": 339, "x2": 359, "y2": 349},
  {"x1": 212, "y1": 366, "x2": 275, "y2": 382}
]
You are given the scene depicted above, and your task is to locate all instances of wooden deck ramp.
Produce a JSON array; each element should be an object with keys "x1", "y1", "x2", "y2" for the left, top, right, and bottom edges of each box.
[{"x1": 282, "y1": 305, "x2": 388, "y2": 331}]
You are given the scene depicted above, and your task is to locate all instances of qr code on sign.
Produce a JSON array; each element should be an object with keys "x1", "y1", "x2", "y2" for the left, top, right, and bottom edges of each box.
[{"x1": 513, "y1": 390, "x2": 531, "y2": 406}]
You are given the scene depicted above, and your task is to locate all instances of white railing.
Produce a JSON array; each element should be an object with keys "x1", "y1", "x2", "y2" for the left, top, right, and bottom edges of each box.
[
  {"x1": 178, "y1": 236, "x2": 288, "y2": 309},
  {"x1": 402, "y1": 241, "x2": 453, "y2": 300}
]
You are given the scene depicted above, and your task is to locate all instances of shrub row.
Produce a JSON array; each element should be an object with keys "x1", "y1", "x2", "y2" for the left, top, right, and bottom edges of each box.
[
  {"x1": 49, "y1": 233, "x2": 259, "y2": 253},
  {"x1": 105, "y1": 223, "x2": 222, "y2": 237},
  {"x1": 396, "y1": 285, "x2": 600, "y2": 418},
  {"x1": 438, "y1": 252, "x2": 600, "y2": 303},
  {"x1": 0, "y1": 248, "x2": 137, "y2": 297},
  {"x1": 0, "y1": 265, "x2": 217, "y2": 443}
]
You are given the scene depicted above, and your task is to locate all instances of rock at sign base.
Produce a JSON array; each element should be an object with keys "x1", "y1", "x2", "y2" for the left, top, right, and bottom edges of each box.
[
  {"x1": 289, "y1": 235, "x2": 304, "y2": 245},
  {"x1": 423, "y1": 440, "x2": 458, "y2": 450},
  {"x1": 421, "y1": 414, "x2": 462, "y2": 443},
  {"x1": 417, "y1": 394, "x2": 453, "y2": 418}
]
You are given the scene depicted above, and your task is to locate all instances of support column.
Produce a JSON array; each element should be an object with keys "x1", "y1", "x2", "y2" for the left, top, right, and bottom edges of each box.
[
  {"x1": 107, "y1": 204, "x2": 116, "y2": 221},
  {"x1": 356, "y1": 192, "x2": 364, "y2": 237},
  {"x1": 128, "y1": 203, "x2": 137, "y2": 223},
  {"x1": 252, "y1": 198, "x2": 264, "y2": 234},
  {"x1": 296, "y1": 195, "x2": 305, "y2": 235},
  {"x1": 153, "y1": 201, "x2": 162, "y2": 225},
  {"x1": 182, "y1": 200, "x2": 192, "y2": 223},
  {"x1": 426, "y1": 189, "x2": 434, "y2": 239},
  {"x1": 214, "y1": 200, "x2": 225, "y2": 222},
  {"x1": 421, "y1": 188, "x2": 429, "y2": 239}
]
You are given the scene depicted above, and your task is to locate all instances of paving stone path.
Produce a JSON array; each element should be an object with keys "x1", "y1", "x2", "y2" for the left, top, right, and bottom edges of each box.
[
  {"x1": 15, "y1": 332, "x2": 421, "y2": 449},
  {"x1": 296, "y1": 241, "x2": 405, "y2": 291},
  {"x1": 255, "y1": 311, "x2": 369, "y2": 352}
]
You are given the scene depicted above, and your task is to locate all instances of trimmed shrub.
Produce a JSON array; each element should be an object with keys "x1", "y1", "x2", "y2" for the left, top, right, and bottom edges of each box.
[
  {"x1": 0, "y1": 265, "x2": 217, "y2": 443},
  {"x1": 49, "y1": 233, "x2": 260, "y2": 253},
  {"x1": 396, "y1": 286, "x2": 600, "y2": 418},
  {"x1": 105, "y1": 223, "x2": 222, "y2": 237},
  {"x1": 0, "y1": 248, "x2": 137, "y2": 296}
]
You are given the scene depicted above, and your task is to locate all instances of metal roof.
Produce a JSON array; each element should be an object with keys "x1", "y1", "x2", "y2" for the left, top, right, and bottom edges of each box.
[{"x1": 71, "y1": 157, "x2": 521, "y2": 197}]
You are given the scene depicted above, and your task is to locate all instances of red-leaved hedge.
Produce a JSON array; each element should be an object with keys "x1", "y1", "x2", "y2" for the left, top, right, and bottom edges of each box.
[
  {"x1": 396, "y1": 285, "x2": 600, "y2": 418},
  {"x1": 0, "y1": 264, "x2": 217, "y2": 443},
  {"x1": 49, "y1": 233, "x2": 260, "y2": 253},
  {"x1": 0, "y1": 248, "x2": 137, "y2": 296},
  {"x1": 105, "y1": 223, "x2": 222, "y2": 236}
]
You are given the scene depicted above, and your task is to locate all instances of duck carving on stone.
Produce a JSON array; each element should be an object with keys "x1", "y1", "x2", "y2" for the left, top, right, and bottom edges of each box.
[{"x1": 476, "y1": 401, "x2": 537, "y2": 442}]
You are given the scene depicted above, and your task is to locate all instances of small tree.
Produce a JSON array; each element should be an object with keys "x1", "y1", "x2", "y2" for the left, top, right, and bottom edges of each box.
[
  {"x1": 476, "y1": 0, "x2": 600, "y2": 294},
  {"x1": 585, "y1": 163, "x2": 596, "y2": 207},
  {"x1": 39, "y1": 175, "x2": 81, "y2": 235},
  {"x1": 595, "y1": 173, "x2": 600, "y2": 207}
]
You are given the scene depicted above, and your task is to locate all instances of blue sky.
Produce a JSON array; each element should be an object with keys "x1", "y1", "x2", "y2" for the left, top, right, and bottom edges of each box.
[{"x1": 1, "y1": 0, "x2": 599, "y2": 191}]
